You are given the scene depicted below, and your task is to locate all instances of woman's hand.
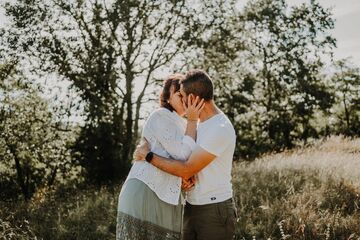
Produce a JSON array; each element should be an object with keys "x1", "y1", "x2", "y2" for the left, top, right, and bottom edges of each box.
[
  {"x1": 181, "y1": 176, "x2": 196, "y2": 191},
  {"x1": 183, "y1": 95, "x2": 205, "y2": 121},
  {"x1": 133, "y1": 139, "x2": 150, "y2": 161}
]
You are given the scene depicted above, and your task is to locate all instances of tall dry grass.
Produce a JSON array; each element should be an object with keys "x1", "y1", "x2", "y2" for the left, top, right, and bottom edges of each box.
[
  {"x1": 243, "y1": 136, "x2": 360, "y2": 186},
  {"x1": 1, "y1": 136, "x2": 359, "y2": 239},
  {"x1": 232, "y1": 136, "x2": 360, "y2": 239}
]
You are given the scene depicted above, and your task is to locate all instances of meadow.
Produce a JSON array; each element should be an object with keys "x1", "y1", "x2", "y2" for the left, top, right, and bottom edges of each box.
[
  {"x1": 1, "y1": 0, "x2": 360, "y2": 239},
  {"x1": 233, "y1": 136, "x2": 360, "y2": 239},
  {"x1": 1, "y1": 136, "x2": 359, "y2": 239}
]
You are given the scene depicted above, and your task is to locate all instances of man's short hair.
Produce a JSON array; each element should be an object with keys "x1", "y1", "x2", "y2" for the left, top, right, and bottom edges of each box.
[{"x1": 181, "y1": 69, "x2": 214, "y2": 101}]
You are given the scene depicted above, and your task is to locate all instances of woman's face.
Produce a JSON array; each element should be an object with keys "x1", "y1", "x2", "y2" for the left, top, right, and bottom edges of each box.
[{"x1": 169, "y1": 85, "x2": 185, "y2": 116}]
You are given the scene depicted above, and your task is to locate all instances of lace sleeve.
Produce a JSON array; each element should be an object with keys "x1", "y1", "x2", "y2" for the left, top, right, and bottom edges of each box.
[{"x1": 146, "y1": 111, "x2": 195, "y2": 161}]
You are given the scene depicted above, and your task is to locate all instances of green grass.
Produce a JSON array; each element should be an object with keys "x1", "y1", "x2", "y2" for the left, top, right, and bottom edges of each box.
[
  {"x1": 1, "y1": 136, "x2": 359, "y2": 239},
  {"x1": 0, "y1": 185, "x2": 120, "y2": 240}
]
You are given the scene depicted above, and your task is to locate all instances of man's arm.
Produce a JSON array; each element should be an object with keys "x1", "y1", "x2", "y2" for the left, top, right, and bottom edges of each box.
[{"x1": 134, "y1": 142, "x2": 216, "y2": 179}]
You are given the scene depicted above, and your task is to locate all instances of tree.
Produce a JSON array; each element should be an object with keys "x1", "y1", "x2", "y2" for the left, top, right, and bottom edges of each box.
[
  {"x1": 244, "y1": 0, "x2": 335, "y2": 145},
  {"x1": 330, "y1": 59, "x2": 360, "y2": 136},
  {"x1": 3, "y1": 0, "x2": 198, "y2": 184},
  {"x1": 194, "y1": 0, "x2": 336, "y2": 158},
  {"x1": 177, "y1": 0, "x2": 259, "y2": 158},
  {"x1": 0, "y1": 61, "x2": 78, "y2": 201}
]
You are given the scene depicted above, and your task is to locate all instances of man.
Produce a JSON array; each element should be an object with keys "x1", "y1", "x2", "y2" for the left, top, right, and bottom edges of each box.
[{"x1": 134, "y1": 69, "x2": 237, "y2": 240}]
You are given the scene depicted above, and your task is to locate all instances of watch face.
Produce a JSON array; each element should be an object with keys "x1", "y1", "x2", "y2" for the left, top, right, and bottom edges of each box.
[{"x1": 146, "y1": 152, "x2": 153, "y2": 162}]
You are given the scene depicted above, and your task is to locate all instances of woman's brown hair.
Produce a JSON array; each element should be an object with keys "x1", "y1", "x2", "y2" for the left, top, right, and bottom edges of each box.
[{"x1": 160, "y1": 73, "x2": 185, "y2": 112}]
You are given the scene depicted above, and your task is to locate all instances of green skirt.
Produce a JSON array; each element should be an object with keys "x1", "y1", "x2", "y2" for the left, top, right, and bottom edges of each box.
[{"x1": 116, "y1": 178, "x2": 183, "y2": 240}]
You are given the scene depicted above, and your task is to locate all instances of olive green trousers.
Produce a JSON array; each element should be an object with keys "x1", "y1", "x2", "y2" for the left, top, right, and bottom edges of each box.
[{"x1": 182, "y1": 198, "x2": 237, "y2": 240}]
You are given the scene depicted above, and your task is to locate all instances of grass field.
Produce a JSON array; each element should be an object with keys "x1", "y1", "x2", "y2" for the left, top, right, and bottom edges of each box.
[
  {"x1": 1, "y1": 136, "x2": 359, "y2": 239},
  {"x1": 233, "y1": 136, "x2": 360, "y2": 239}
]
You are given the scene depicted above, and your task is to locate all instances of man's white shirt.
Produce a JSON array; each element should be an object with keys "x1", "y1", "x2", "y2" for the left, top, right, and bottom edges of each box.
[{"x1": 186, "y1": 112, "x2": 236, "y2": 205}]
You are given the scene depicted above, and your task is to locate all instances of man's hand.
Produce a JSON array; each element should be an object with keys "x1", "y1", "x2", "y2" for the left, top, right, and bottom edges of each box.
[
  {"x1": 133, "y1": 139, "x2": 150, "y2": 161},
  {"x1": 183, "y1": 95, "x2": 205, "y2": 121},
  {"x1": 181, "y1": 176, "x2": 196, "y2": 191}
]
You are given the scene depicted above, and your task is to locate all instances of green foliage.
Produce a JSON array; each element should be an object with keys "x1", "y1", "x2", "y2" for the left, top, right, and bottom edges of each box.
[
  {"x1": 329, "y1": 59, "x2": 360, "y2": 136},
  {"x1": 3, "y1": 0, "x2": 208, "y2": 184},
  {"x1": 0, "y1": 218, "x2": 37, "y2": 240},
  {"x1": 3, "y1": 0, "x2": 358, "y2": 172},
  {"x1": 1, "y1": 4, "x2": 360, "y2": 239},
  {"x1": 0, "y1": 62, "x2": 80, "y2": 201},
  {"x1": 190, "y1": 0, "x2": 337, "y2": 159}
]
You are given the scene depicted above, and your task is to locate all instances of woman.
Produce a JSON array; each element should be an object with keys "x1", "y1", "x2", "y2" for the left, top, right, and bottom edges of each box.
[{"x1": 116, "y1": 73, "x2": 205, "y2": 240}]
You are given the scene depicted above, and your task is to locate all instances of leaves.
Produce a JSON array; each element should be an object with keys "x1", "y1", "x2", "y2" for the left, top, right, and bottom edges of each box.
[
  {"x1": 190, "y1": 0, "x2": 338, "y2": 158},
  {"x1": 0, "y1": 63, "x2": 79, "y2": 200}
]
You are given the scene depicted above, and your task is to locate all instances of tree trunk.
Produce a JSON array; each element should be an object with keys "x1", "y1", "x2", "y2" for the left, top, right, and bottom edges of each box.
[
  {"x1": 7, "y1": 143, "x2": 30, "y2": 201},
  {"x1": 343, "y1": 93, "x2": 350, "y2": 133}
]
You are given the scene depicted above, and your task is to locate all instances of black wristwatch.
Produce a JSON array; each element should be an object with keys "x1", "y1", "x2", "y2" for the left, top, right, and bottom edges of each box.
[{"x1": 145, "y1": 151, "x2": 154, "y2": 163}]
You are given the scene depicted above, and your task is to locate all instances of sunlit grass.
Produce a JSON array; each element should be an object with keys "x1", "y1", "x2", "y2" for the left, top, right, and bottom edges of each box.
[
  {"x1": 1, "y1": 136, "x2": 359, "y2": 239},
  {"x1": 232, "y1": 136, "x2": 360, "y2": 239},
  {"x1": 242, "y1": 136, "x2": 360, "y2": 186}
]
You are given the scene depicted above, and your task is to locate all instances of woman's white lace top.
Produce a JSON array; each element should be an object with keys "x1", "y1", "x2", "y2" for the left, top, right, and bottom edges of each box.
[{"x1": 125, "y1": 108, "x2": 197, "y2": 205}]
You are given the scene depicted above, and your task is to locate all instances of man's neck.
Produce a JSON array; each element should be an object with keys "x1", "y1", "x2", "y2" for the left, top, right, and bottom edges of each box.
[{"x1": 199, "y1": 100, "x2": 221, "y2": 123}]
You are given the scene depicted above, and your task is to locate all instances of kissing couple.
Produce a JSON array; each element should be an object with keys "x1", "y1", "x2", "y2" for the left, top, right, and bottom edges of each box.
[{"x1": 116, "y1": 69, "x2": 237, "y2": 240}]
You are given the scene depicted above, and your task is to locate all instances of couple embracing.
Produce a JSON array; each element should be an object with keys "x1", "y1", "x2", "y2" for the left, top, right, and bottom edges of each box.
[{"x1": 116, "y1": 69, "x2": 237, "y2": 240}]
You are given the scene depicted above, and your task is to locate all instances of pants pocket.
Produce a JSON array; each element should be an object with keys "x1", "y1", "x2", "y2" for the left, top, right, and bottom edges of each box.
[
  {"x1": 217, "y1": 201, "x2": 236, "y2": 224},
  {"x1": 216, "y1": 202, "x2": 236, "y2": 240}
]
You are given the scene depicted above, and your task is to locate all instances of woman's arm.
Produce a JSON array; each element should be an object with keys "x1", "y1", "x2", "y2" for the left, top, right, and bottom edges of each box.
[
  {"x1": 147, "y1": 112, "x2": 194, "y2": 161},
  {"x1": 145, "y1": 97, "x2": 204, "y2": 161}
]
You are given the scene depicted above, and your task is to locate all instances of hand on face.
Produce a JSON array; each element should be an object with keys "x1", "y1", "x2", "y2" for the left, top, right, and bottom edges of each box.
[
  {"x1": 183, "y1": 95, "x2": 205, "y2": 121},
  {"x1": 133, "y1": 139, "x2": 150, "y2": 161}
]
